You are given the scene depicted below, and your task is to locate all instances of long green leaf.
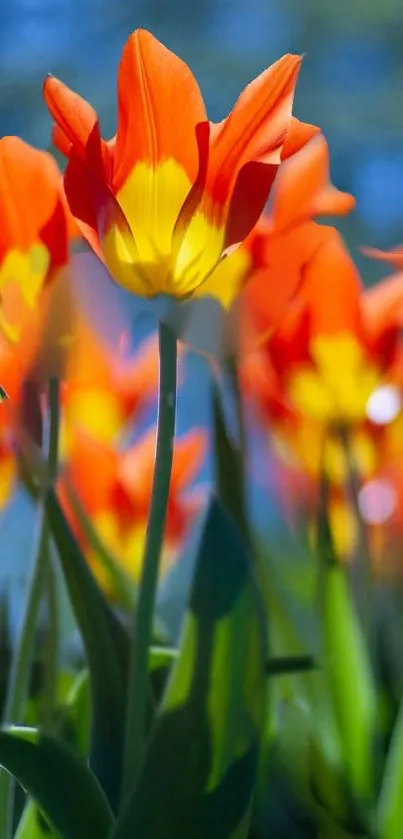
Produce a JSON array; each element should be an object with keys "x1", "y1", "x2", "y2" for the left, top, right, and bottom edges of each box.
[
  {"x1": 14, "y1": 802, "x2": 52, "y2": 839},
  {"x1": 0, "y1": 727, "x2": 113, "y2": 839},
  {"x1": 377, "y1": 690, "x2": 403, "y2": 839},
  {"x1": 15, "y1": 672, "x2": 91, "y2": 839},
  {"x1": 46, "y1": 491, "x2": 130, "y2": 811},
  {"x1": 317, "y1": 490, "x2": 377, "y2": 806},
  {"x1": 213, "y1": 384, "x2": 248, "y2": 545},
  {"x1": 113, "y1": 497, "x2": 266, "y2": 839}
]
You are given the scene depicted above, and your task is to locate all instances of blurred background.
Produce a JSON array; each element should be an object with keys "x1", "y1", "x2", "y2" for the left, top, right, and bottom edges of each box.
[
  {"x1": 1, "y1": 0, "x2": 403, "y2": 282},
  {"x1": 1, "y1": 0, "x2": 403, "y2": 624}
]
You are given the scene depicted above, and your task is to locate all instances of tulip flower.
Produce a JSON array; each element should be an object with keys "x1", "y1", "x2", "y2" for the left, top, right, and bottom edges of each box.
[
  {"x1": 43, "y1": 29, "x2": 302, "y2": 307},
  {"x1": 242, "y1": 230, "x2": 403, "y2": 557},
  {"x1": 61, "y1": 318, "x2": 159, "y2": 449},
  {"x1": 238, "y1": 131, "x2": 355, "y2": 344},
  {"x1": 59, "y1": 427, "x2": 207, "y2": 592},
  {"x1": 0, "y1": 136, "x2": 74, "y2": 341}
]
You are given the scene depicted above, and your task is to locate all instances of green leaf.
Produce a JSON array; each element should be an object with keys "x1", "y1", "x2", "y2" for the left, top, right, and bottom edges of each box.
[
  {"x1": 113, "y1": 497, "x2": 266, "y2": 839},
  {"x1": 56, "y1": 670, "x2": 92, "y2": 758},
  {"x1": 377, "y1": 690, "x2": 403, "y2": 839},
  {"x1": 15, "y1": 801, "x2": 53, "y2": 839},
  {"x1": 0, "y1": 727, "x2": 113, "y2": 839},
  {"x1": 46, "y1": 490, "x2": 130, "y2": 811},
  {"x1": 318, "y1": 501, "x2": 377, "y2": 805},
  {"x1": 15, "y1": 672, "x2": 91, "y2": 839},
  {"x1": 148, "y1": 646, "x2": 178, "y2": 673},
  {"x1": 265, "y1": 655, "x2": 316, "y2": 676},
  {"x1": 212, "y1": 385, "x2": 248, "y2": 543},
  {"x1": 65, "y1": 485, "x2": 134, "y2": 611}
]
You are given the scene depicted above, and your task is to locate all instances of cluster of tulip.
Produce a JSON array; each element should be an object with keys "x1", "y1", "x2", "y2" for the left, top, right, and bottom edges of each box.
[{"x1": 1, "y1": 27, "x2": 403, "y2": 839}]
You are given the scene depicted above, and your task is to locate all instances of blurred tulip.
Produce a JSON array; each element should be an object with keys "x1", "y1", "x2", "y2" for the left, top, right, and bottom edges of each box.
[
  {"x1": 242, "y1": 232, "x2": 403, "y2": 560},
  {"x1": 0, "y1": 136, "x2": 75, "y2": 342},
  {"x1": 58, "y1": 427, "x2": 207, "y2": 593},
  {"x1": 60, "y1": 319, "x2": 159, "y2": 450}
]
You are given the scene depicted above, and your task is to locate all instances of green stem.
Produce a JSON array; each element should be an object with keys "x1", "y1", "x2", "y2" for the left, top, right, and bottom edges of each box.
[
  {"x1": 338, "y1": 426, "x2": 372, "y2": 641},
  {"x1": 41, "y1": 557, "x2": 59, "y2": 728},
  {"x1": 0, "y1": 378, "x2": 60, "y2": 839},
  {"x1": 0, "y1": 504, "x2": 48, "y2": 839},
  {"x1": 47, "y1": 378, "x2": 60, "y2": 483},
  {"x1": 214, "y1": 355, "x2": 250, "y2": 552},
  {"x1": 121, "y1": 322, "x2": 177, "y2": 806},
  {"x1": 66, "y1": 484, "x2": 135, "y2": 611}
]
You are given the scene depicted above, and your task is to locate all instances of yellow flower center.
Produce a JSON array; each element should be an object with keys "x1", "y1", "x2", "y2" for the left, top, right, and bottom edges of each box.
[{"x1": 102, "y1": 160, "x2": 224, "y2": 299}]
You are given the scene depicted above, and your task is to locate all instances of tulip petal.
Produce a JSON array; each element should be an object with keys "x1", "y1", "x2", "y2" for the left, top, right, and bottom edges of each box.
[
  {"x1": 362, "y1": 245, "x2": 403, "y2": 269},
  {"x1": 271, "y1": 134, "x2": 355, "y2": 232},
  {"x1": 0, "y1": 137, "x2": 61, "y2": 258},
  {"x1": 302, "y1": 228, "x2": 362, "y2": 337},
  {"x1": 44, "y1": 76, "x2": 113, "y2": 181},
  {"x1": 281, "y1": 116, "x2": 320, "y2": 160},
  {"x1": 207, "y1": 54, "x2": 301, "y2": 215},
  {"x1": 44, "y1": 77, "x2": 100, "y2": 157},
  {"x1": 114, "y1": 29, "x2": 206, "y2": 191},
  {"x1": 363, "y1": 274, "x2": 403, "y2": 338},
  {"x1": 64, "y1": 154, "x2": 121, "y2": 264}
]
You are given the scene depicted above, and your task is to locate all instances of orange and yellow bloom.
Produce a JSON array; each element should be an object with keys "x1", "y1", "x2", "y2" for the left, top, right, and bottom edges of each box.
[
  {"x1": 43, "y1": 29, "x2": 302, "y2": 305},
  {"x1": 61, "y1": 317, "x2": 159, "y2": 449},
  {"x1": 59, "y1": 427, "x2": 206, "y2": 592},
  {"x1": 242, "y1": 229, "x2": 403, "y2": 557},
  {"x1": 0, "y1": 136, "x2": 74, "y2": 341}
]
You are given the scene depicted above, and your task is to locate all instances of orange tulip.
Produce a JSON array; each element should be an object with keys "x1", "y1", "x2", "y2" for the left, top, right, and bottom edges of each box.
[
  {"x1": 238, "y1": 132, "x2": 355, "y2": 343},
  {"x1": 59, "y1": 427, "x2": 207, "y2": 590},
  {"x1": 43, "y1": 29, "x2": 302, "y2": 304},
  {"x1": 0, "y1": 312, "x2": 48, "y2": 509},
  {"x1": 0, "y1": 136, "x2": 75, "y2": 341},
  {"x1": 61, "y1": 318, "x2": 159, "y2": 448},
  {"x1": 243, "y1": 231, "x2": 403, "y2": 558}
]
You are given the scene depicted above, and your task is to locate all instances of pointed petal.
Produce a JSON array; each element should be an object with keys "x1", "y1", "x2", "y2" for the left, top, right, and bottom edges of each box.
[
  {"x1": 362, "y1": 245, "x2": 403, "y2": 269},
  {"x1": 172, "y1": 122, "x2": 210, "y2": 255},
  {"x1": 281, "y1": 116, "x2": 320, "y2": 160},
  {"x1": 44, "y1": 76, "x2": 99, "y2": 155},
  {"x1": 363, "y1": 274, "x2": 403, "y2": 337},
  {"x1": 63, "y1": 154, "x2": 120, "y2": 263},
  {"x1": 207, "y1": 54, "x2": 301, "y2": 214},
  {"x1": 44, "y1": 76, "x2": 97, "y2": 154},
  {"x1": 223, "y1": 160, "x2": 278, "y2": 249},
  {"x1": 114, "y1": 29, "x2": 206, "y2": 191},
  {"x1": 43, "y1": 76, "x2": 113, "y2": 179},
  {"x1": 242, "y1": 220, "x2": 330, "y2": 344},
  {"x1": 302, "y1": 227, "x2": 363, "y2": 337},
  {"x1": 271, "y1": 134, "x2": 355, "y2": 232},
  {"x1": 0, "y1": 137, "x2": 63, "y2": 258}
]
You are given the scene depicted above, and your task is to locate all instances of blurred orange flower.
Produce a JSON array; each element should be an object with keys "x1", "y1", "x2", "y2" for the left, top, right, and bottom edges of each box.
[
  {"x1": 61, "y1": 319, "x2": 159, "y2": 450},
  {"x1": 243, "y1": 231, "x2": 403, "y2": 558},
  {"x1": 59, "y1": 427, "x2": 207, "y2": 592},
  {"x1": 239, "y1": 132, "x2": 355, "y2": 344},
  {"x1": 0, "y1": 136, "x2": 75, "y2": 341},
  {"x1": 44, "y1": 29, "x2": 302, "y2": 305}
]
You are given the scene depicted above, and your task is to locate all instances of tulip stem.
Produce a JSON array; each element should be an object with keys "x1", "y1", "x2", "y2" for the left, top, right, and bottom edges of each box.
[
  {"x1": 122, "y1": 321, "x2": 177, "y2": 806},
  {"x1": 338, "y1": 426, "x2": 373, "y2": 644},
  {"x1": 0, "y1": 504, "x2": 49, "y2": 839},
  {"x1": 41, "y1": 555, "x2": 59, "y2": 727},
  {"x1": 0, "y1": 378, "x2": 60, "y2": 839}
]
